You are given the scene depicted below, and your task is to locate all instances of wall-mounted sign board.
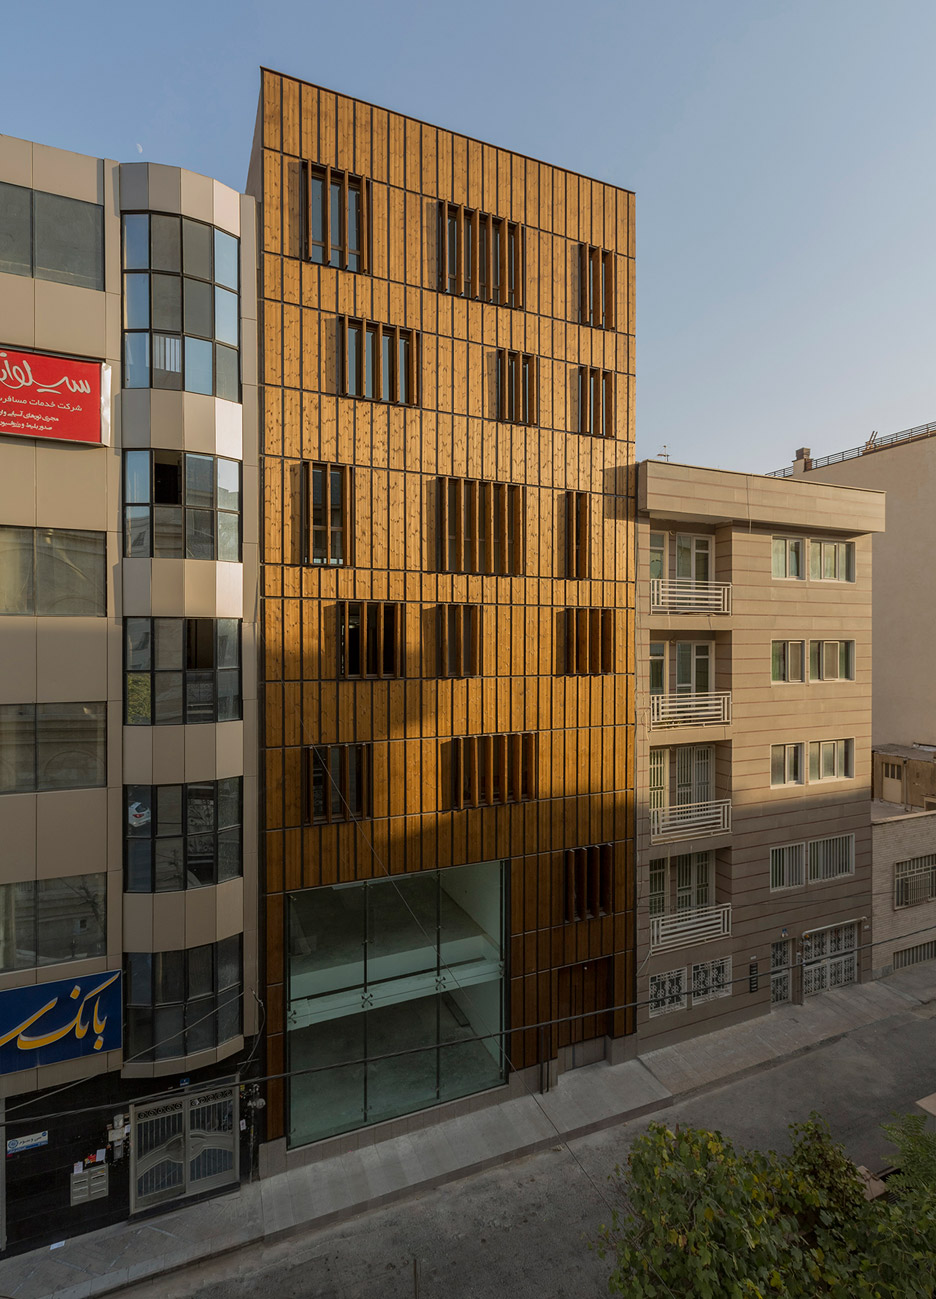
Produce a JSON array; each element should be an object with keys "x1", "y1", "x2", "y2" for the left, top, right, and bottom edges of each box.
[{"x1": 0, "y1": 348, "x2": 110, "y2": 444}]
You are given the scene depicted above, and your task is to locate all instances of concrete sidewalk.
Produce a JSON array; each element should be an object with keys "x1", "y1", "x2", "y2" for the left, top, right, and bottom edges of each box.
[{"x1": 3, "y1": 965, "x2": 934, "y2": 1299}]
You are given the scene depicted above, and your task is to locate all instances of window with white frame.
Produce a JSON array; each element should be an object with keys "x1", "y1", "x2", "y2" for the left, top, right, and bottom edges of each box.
[
  {"x1": 808, "y1": 834, "x2": 854, "y2": 882},
  {"x1": 808, "y1": 739, "x2": 854, "y2": 782},
  {"x1": 772, "y1": 536, "x2": 804, "y2": 580},
  {"x1": 649, "y1": 749, "x2": 667, "y2": 813},
  {"x1": 649, "y1": 859, "x2": 666, "y2": 917},
  {"x1": 771, "y1": 640, "x2": 805, "y2": 683},
  {"x1": 894, "y1": 854, "x2": 936, "y2": 908},
  {"x1": 809, "y1": 539, "x2": 855, "y2": 582},
  {"x1": 649, "y1": 642, "x2": 665, "y2": 695},
  {"x1": 770, "y1": 743, "x2": 804, "y2": 787},
  {"x1": 676, "y1": 535, "x2": 711, "y2": 583},
  {"x1": 649, "y1": 852, "x2": 713, "y2": 915},
  {"x1": 691, "y1": 956, "x2": 731, "y2": 1004},
  {"x1": 649, "y1": 967, "x2": 686, "y2": 1017},
  {"x1": 770, "y1": 842, "x2": 805, "y2": 890},
  {"x1": 808, "y1": 640, "x2": 855, "y2": 682},
  {"x1": 649, "y1": 532, "x2": 665, "y2": 581}
]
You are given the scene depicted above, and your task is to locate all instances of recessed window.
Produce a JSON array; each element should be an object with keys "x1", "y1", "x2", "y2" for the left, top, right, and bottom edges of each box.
[
  {"x1": 303, "y1": 462, "x2": 351, "y2": 566},
  {"x1": 338, "y1": 602, "x2": 402, "y2": 678},
  {"x1": 123, "y1": 450, "x2": 241, "y2": 561},
  {"x1": 565, "y1": 491, "x2": 590, "y2": 578},
  {"x1": 340, "y1": 316, "x2": 419, "y2": 405},
  {"x1": 649, "y1": 642, "x2": 665, "y2": 695},
  {"x1": 122, "y1": 213, "x2": 239, "y2": 399},
  {"x1": 0, "y1": 874, "x2": 106, "y2": 972},
  {"x1": 303, "y1": 163, "x2": 367, "y2": 272},
  {"x1": 439, "y1": 203, "x2": 523, "y2": 307},
  {"x1": 438, "y1": 604, "x2": 480, "y2": 677},
  {"x1": 0, "y1": 181, "x2": 104, "y2": 290},
  {"x1": 808, "y1": 834, "x2": 854, "y2": 882},
  {"x1": 449, "y1": 733, "x2": 536, "y2": 809},
  {"x1": 304, "y1": 744, "x2": 369, "y2": 824},
  {"x1": 124, "y1": 618, "x2": 241, "y2": 725},
  {"x1": 770, "y1": 743, "x2": 804, "y2": 786},
  {"x1": 577, "y1": 367, "x2": 614, "y2": 437},
  {"x1": 809, "y1": 539, "x2": 855, "y2": 582},
  {"x1": 808, "y1": 640, "x2": 855, "y2": 682},
  {"x1": 0, "y1": 702, "x2": 106, "y2": 794},
  {"x1": 437, "y1": 477, "x2": 524, "y2": 575},
  {"x1": 771, "y1": 537, "x2": 804, "y2": 579},
  {"x1": 649, "y1": 967, "x2": 687, "y2": 1017},
  {"x1": 882, "y1": 761, "x2": 902, "y2": 781},
  {"x1": 497, "y1": 350, "x2": 536, "y2": 425},
  {"x1": 808, "y1": 738, "x2": 854, "y2": 782},
  {"x1": 564, "y1": 844, "x2": 613, "y2": 921},
  {"x1": 690, "y1": 957, "x2": 732, "y2": 1004},
  {"x1": 125, "y1": 936, "x2": 242, "y2": 1061},
  {"x1": 577, "y1": 244, "x2": 614, "y2": 329},
  {"x1": 771, "y1": 640, "x2": 804, "y2": 683},
  {"x1": 770, "y1": 842, "x2": 805, "y2": 890},
  {"x1": 559, "y1": 607, "x2": 613, "y2": 674},
  {"x1": 124, "y1": 778, "x2": 243, "y2": 892},
  {"x1": 894, "y1": 854, "x2": 936, "y2": 908},
  {"x1": 0, "y1": 526, "x2": 105, "y2": 615}
]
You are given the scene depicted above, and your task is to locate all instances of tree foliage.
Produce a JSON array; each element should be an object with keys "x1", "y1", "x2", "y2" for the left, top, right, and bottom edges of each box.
[{"x1": 596, "y1": 1114, "x2": 936, "y2": 1298}]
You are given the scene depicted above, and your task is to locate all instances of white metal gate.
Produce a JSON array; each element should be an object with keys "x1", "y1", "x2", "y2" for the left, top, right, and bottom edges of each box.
[
  {"x1": 130, "y1": 1086, "x2": 238, "y2": 1213},
  {"x1": 802, "y1": 923, "x2": 857, "y2": 997}
]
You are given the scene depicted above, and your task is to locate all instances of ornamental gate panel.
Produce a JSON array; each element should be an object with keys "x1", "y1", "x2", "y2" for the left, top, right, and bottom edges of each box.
[{"x1": 130, "y1": 1086, "x2": 238, "y2": 1213}]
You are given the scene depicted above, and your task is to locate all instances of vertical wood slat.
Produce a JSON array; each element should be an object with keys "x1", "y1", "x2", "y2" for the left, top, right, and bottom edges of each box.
[
  {"x1": 471, "y1": 208, "x2": 480, "y2": 299},
  {"x1": 439, "y1": 202, "x2": 448, "y2": 291},
  {"x1": 340, "y1": 170, "x2": 349, "y2": 269},
  {"x1": 323, "y1": 163, "x2": 332, "y2": 267},
  {"x1": 456, "y1": 204, "x2": 465, "y2": 297}
]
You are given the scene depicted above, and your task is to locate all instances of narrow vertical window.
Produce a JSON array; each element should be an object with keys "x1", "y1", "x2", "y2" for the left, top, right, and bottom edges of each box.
[
  {"x1": 439, "y1": 203, "x2": 523, "y2": 307},
  {"x1": 305, "y1": 463, "x2": 351, "y2": 567},
  {"x1": 577, "y1": 244, "x2": 614, "y2": 328},
  {"x1": 565, "y1": 491, "x2": 590, "y2": 578},
  {"x1": 303, "y1": 163, "x2": 367, "y2": 273}
]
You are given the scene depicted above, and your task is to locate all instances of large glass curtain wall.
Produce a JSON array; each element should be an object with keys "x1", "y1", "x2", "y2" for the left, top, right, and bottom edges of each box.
[{"x1": 287, "y1": 860, "x2": 506, "y2": 1147}]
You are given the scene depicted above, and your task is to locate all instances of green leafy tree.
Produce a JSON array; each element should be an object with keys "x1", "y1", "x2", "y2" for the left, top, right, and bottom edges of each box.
[{"x1": 597, "y1": 1115, "x2": 936, "y2": 1298}]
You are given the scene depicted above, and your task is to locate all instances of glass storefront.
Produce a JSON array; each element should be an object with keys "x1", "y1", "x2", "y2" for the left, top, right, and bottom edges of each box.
[{"x1": 286, "y1": 859, "x2": 506, "y2": 1147}]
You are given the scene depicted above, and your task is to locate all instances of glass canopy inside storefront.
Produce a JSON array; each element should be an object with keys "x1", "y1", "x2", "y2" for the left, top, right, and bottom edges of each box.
[{"x1": 287, "y1": 860, "x2": 506, "y2": 1147}]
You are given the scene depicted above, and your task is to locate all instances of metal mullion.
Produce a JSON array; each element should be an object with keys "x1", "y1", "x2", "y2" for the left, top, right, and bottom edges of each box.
[
  {"x1": 456, "y1": 205, "x2": 465, "y2": 297},
  {"x1": 323, "y1": 463, "x2": 332, "y2": 566},
  {"x1": 579, "y1": 244, "x2": 588, "y2": 322},
  {"x1": 323, "y1": 165, "x2": 332, "y2": 267},
  {"x1": 485, "y1": 214, "x2": 494, "y2": 302},
  {"x1": 304, "y1": 162, "x2": 312, "y2": 261},
  {"x1": 341, "y1": 317, "x2": 349, "y2": 396},
  {"x1": 340, "y1": 171, "x2": 349, "y2": 269},
  {"x1": 409, "y1": 330, "x2": 419, "y2": 406},
  {"x1": 375, "y1": 323, "x2": 383, "y2": 402}
]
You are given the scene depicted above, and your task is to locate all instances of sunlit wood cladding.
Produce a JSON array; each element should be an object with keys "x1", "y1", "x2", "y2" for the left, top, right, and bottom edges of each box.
[
  {"x1": 437, "y1": 604, "x2": 481, "y2": 677},
  {"x1": 578, "y1": 243, "x2": 615, "y2": 329},
  {"x1": 564, "y1": 844, "x2": 614, "y2": 921},
  {"x1": 256, "y1": 70, "x2": 637, "y2": 1136},
  {"x1": 302, "y1": 743, "x2": 370, "y2": 823},
  {"x1": 497, "y1": 350, "x2": 537, "y2": 426},
  {"x1": 438, "y1": 202, "x2": 523, "y2": 306},
  {"x1": 577, "y1": 367, "x2": 614, "y2": 438},
  {"x1": 302, "y1": 161, "x2": 369, "y2": 272},
  {"x1": 559, "y1": 607, "x2": 614, "y2": 674},
  {"x1": 339, "y1": 316, "x2": 419, "y2": 405},
  {"x1": 437, "y1": 477, "x2": 525, "y2": 574},
  {"x1": 448, "y1": 733, "x2": 536, "y2": 809}
]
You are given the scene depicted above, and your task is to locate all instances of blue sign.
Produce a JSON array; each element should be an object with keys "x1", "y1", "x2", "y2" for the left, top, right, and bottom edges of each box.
[
  {"x1": 0, "y1": 971, "x2": 121, "y2": 1075},
  {"x1": 7, "y1": 1131, "x2": 48, "y2": 1154}
]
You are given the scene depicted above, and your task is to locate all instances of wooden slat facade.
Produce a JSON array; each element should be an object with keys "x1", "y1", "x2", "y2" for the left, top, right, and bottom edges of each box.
[{"x1": 252, "y1": 70, "x2": 637, "y2": 1140}]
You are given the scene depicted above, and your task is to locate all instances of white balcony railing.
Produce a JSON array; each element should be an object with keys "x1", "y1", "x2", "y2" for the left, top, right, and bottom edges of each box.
[
  {"x1": 650, "y1": 692, "x2": 731, "y2": 729},
  {"x1": 650, "y1": 903, "x2": 732, "y2": 954},
  {"x1": 650, "y1": 578, "x2": 732, "y2": 615},
  {"x1": 650, "y1": 799, "x2": 731, "y2": 843}
]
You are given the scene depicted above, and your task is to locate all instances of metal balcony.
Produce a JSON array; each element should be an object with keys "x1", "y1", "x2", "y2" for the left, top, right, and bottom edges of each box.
[
  {"x1": 649, "y1": 902, "x2": 732, "y2": 954},
  {"x1": 650, "y1": 799, "x2": 731, "y2": 843},
  {"x1": 650, "y1": 578, "x2": 732, "y2": 615},
  {"x1": 650, "y1": 692, "x2": 731, "y2": 729}
]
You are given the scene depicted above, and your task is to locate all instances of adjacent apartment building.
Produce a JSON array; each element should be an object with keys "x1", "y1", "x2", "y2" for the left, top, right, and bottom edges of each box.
[
  {"x1": 247, "y1": 70, "x2": 637, "y2": 1170},
  {"x1": 635, "y1": 459, "x2": 884, "y2": 1043},
  {"x1": 0, "y1": 137, "x2": 259, "y2": 1250}
]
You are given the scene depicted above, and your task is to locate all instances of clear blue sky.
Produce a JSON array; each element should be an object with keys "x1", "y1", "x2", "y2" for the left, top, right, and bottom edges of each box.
[{"x1": 5, "y1": 0, "x2": 936, "y2": 472}]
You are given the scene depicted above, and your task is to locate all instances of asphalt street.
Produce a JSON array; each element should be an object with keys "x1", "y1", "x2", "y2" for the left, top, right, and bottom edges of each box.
[{"x1": 120, "y1": 1003, "x2": 936, "y2": 1299}]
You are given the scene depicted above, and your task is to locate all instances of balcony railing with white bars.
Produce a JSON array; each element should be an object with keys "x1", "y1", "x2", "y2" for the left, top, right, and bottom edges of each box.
[
  {"x1": 650, "y1": 692, "x2": 731, "y2": 729},
  {"x1": 649, "y1": 902, "x2": 732, "y2": 953},
  {"x1": 650, "y1": 799, "x2": 731, "y2": 843},
  {"x1": 650, "y1": 578, "x2": 732, "y2": 615}
]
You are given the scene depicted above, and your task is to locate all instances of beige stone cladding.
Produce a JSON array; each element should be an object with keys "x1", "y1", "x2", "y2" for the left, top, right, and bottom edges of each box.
[
  {"x1": 636, "y1": 459, "x2": 884, "y2": 1049},
  {"x1": 870, "y1": 803, "x2": 936, "y2": 977},
  {"x1": 800, "y1": 433, "x2": 936, "y2": 747}
]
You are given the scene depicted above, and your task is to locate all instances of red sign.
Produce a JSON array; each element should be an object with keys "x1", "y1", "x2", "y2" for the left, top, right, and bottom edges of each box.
[{"x1": 0, "y1": 348, "x2": 106, "y2": 445}]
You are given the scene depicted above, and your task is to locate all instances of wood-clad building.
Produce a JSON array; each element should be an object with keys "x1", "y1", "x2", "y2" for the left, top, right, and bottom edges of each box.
[{"x1": 248, "y1": 69, "x2": 636, "y2": 1161}]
